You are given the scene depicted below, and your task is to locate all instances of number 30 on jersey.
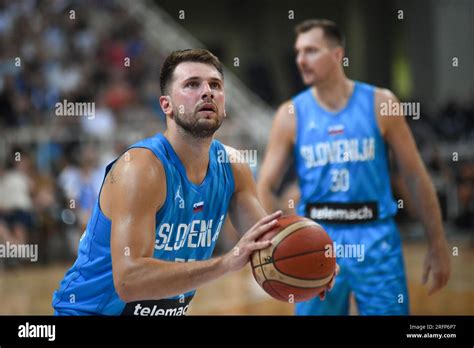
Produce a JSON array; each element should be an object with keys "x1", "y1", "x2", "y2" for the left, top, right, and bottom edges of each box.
[{"x1": 330, "y1": 169, "x2": 350, "y2": 192}]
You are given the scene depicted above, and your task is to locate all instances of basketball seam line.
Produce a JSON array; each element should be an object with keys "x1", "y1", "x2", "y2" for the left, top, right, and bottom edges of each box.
[
  {"x1": 274, "y1": 248, "x2": 328, "y2": 263},
  {"x1": 264, "y1": 278, "x2": 332, "y2": 290},
  {"x1": 253, "y1": 248, "x2": 328, "y2": 268},
  {"x1": 258, "y1": 249, "x2": 269, "y2": 283},
  {"x1": 269, "y1": 220, "x2": 323, "y2": 265}
]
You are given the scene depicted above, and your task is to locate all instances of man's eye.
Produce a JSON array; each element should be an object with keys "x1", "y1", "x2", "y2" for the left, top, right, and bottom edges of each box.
[
  {"x1": 186, "y1": 82, "x2": 199, "y2": 87},
  {"x1": 210, "y1": 82, "x2": 221, "y2": 89}
]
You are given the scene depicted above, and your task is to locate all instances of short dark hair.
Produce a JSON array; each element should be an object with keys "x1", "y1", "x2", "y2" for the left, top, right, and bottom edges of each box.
[
  {"x1": 295, "y1": 19, "x2": 345, "y2": 48},
  {"x1": 159, "y1": 49, "x2": 224, "y2": 94}
]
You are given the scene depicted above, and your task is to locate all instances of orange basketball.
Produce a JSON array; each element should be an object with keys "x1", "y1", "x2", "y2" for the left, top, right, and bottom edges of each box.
[{"x1": 250, "y1": 215, "x2": 336, "y2": 302}]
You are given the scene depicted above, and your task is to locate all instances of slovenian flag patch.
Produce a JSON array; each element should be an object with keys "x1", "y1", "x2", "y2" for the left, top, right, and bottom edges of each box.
[
  {"x1": 193, "y1": 201, "x2": 204, "y2": 213},
  {"x1": 328, "y1": 124, "x2": 345, "y2": 135}
]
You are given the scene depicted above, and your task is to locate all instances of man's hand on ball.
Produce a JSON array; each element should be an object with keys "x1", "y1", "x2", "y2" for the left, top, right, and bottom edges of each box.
[
  {"x1": 319, "y1": 263, "x2": 340, "y2": 300},
  {"x1": 222, "y1": 210, "x2": 282, "y2": 273}
]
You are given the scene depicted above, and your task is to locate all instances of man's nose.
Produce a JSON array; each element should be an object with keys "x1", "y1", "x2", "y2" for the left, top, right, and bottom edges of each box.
[
  {"x1": 296, "y1": 54, "x2": 305, "y2": 68},
  {"x1": 201, "y1": 83, "x2": 214, "y2": 100}
]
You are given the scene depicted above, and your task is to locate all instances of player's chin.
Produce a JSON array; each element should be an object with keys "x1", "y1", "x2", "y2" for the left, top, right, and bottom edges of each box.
[
  {"x1": 197, "y1": 112, "x2": 224, "y2": 125},
  {"x1": 301, "y1": 74, "x2": 316, "y2": 86},
  {"x1": 194, "y1": 118, "x2": 222, "y2": 136},
  {"x1": 196, "y1": 117, "x2": 221, "y2": 128}
]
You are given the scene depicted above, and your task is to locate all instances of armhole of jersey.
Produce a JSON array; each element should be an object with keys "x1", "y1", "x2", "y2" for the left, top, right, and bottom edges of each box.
[
  {"x1": 292, "y1": 98, "x2": 300, "y2": 162},
  {"x1": 369, "y1": 87, "x2": 392, "y2": 172},
  {"x1": 229, "y1": 158, "x2": 236, "y2": 196},
  {"x1": 97, "y1": 160, "x2": 116, "y2": 213},
  {"x1": 220, "y1": 143, "x2": 236, "y2": 195},
  {"x1": 370, "y1": 86, "x2": 385, "y2": 140}
]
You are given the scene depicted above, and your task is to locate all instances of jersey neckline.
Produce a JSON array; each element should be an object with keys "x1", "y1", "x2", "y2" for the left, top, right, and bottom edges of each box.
[
  {"x1": 157, "y1": 133, "x2": 214, "y2": 191},
  {"x1": 309, "y1": 81, "x2": 360, "y2": 117}
]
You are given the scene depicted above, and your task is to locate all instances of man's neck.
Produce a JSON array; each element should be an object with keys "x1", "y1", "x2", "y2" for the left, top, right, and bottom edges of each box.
[
  {"x1": 312, "y1": 76, "x2": 353, "y2": 112},
  {"x1": 163, "y1": 129, "x2": 212, "y2": 185}
]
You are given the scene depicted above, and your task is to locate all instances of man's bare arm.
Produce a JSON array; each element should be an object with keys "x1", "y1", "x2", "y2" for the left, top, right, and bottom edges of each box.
[
  {"x1": 257, "y1": 101, "x2": 296, "y2": 213},
  {"x1": 376, "y1": 89, "x2": 451, "y2": 294},
  {"x1": 228, "y1": 147, "x2": 270, "y2": 233},
  {"x1": 103, "y1": 148, "x2": 280, "y2": 302}
]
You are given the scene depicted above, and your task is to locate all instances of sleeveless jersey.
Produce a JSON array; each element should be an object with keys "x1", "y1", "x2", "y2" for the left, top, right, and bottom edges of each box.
[
  {"x1": 293, "y1": 81, "x2": 397, "y2": 224},
  {"x1": 52, "y1": 133, "x2": 235, "y2": 315}
]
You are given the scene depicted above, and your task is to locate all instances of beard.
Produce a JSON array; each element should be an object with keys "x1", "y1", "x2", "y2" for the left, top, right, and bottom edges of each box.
[{"x1": 172, "y1": 105, "x2": 223, "y2": 138}]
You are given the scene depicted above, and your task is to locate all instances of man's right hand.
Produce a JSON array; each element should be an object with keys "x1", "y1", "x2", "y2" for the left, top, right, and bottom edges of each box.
[{"x1": 222, "y1": 210, "x2": 282, "y2": 273}]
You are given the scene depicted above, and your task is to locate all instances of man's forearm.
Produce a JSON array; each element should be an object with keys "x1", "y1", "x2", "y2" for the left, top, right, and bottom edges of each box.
[
  {"x1": 115, "y1": 256, "x2": 228, "y2": 302},
  {"x1": 257, "y1": 184, "x2": 277, "y2": 214},
  {"x1": 403, "y1": 169, "x2": 447, "y2": 247}
]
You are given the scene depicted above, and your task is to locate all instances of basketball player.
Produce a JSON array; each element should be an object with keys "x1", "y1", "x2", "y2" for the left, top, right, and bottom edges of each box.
[
  {"x1": 52, "y1": 49, "x2": 336, "y2": 316},
  {"x1": 257, "y1": 20, "x2": 451, "y2": 315}
]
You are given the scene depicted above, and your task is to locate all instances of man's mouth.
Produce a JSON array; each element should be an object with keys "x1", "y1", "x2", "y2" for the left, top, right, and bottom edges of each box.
[{"x1": 197, "y1": 103, "x2": 217, "y2": 114}]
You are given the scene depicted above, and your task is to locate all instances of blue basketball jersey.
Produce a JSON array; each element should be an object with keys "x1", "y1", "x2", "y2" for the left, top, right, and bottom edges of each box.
[
  {"x1": 52, "y1": 133, "x2": 235, "y2": 315},
  {"x1": 293, "y1": 81, "x2": 397, "y2": 223}
]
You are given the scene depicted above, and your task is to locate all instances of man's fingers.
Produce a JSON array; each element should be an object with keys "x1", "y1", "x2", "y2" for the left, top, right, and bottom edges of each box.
[
  {"x1": 250, "y1": 210, "x2": 282, "y2": 231},
  {"x1": 319, "y1": 290, "x2": 326, "y2": 300},
  {"x1": 422, "y1": 263, "x2": 430, "y2": 285},
  {"x1": 328, "y1": 275, "x2": 336, "y2": 291},
  {"x1": 327, "y1": 279, "x2": 335, "y2": 291},
  {"x1": 428, "y1": 271, "x2": 449, "y2": 295},
  {"x1": 326, "y1": 264, "x2": 339, "y2": 292},
  {"x1": 249, "y1": 217, "x2": 279, "y2": 240},
  {"x1": 251, "y1": 240, "x2": 272, "y2": 251},
  {"x1": 442, "y1": 272, "x2": 450, "y2": 287},
  {"x1": 428, "y1": 276, "x2": 443, "y2": 295}
]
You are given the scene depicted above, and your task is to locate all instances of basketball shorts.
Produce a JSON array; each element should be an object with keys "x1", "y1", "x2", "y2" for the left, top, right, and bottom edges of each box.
[{"x1": 295, "y1": 217, "x2": 409, "y2": 315}]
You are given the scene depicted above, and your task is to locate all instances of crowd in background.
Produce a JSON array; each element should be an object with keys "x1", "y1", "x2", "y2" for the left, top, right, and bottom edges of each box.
[
  {"x1": 0, "y1": 0, "x2": 164, "y2": 263},
  {"x1": 0, "y1": 0, "x2": 472, "y2": 266}
]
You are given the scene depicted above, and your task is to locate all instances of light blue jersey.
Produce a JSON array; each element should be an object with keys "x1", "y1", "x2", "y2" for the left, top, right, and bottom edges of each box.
[
  {"x1": 292, "y1": 82, "x2": 409, "y2": 315},
  {"x1": 52, "y1": 133, "x2": 235, "y2": 316},
  {"x1": 294, "y1": 81, "x2": 397, "y2": 223}
]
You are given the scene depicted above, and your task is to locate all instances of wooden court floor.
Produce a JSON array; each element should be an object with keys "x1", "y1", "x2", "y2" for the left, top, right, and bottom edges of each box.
[{"x1": 0, "y1": 241, "x2": 472, "y2": 315}]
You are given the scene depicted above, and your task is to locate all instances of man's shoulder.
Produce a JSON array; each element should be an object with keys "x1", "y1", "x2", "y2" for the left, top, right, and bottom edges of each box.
[
  {"x1": 217, "y1": 143, "x2": 253, "y2": 192},
  {"x1": 354, "y1": 80, "x2": 396, "y2": 102},
  {"x1": 373, "y1": 87, "x2": 398, "y2": 101},
  {"x1": 113, "y1": 147, "x2": 165, "y2": 182}
]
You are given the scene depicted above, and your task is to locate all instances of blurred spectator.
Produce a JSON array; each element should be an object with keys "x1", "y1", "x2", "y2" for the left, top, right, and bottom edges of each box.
[
  {"x1": 58, "y1": 144, "x2": 102, "y2": 232},
  {"x1": 434, "y1": 100, "x2": 474, "y2": 141},
  {"x1": 80, "y1": 91, "x2": 117, "y2": 138},
  {"x1": 0, "y1": 152, "x2": 35, "y2": 246}
]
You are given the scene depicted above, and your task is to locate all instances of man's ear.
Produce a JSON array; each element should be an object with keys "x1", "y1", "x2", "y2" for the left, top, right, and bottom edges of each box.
[
  {"x1": 333, "y1": 46, "x2": 345, "y2": 64},
  {"x1": 159, "y1": 95, "x2": 173, "y2": 117}
]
